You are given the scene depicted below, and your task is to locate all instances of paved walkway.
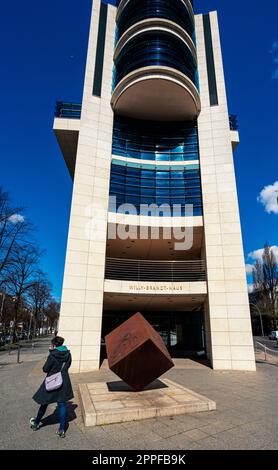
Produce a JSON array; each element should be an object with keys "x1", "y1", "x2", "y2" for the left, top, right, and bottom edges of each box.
[{"x1": 0, "y1": 338, "x2": 277, "y2": 450}]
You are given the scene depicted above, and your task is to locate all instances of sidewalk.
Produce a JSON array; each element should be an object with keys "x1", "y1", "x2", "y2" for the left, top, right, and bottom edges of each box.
[
  {"x1": 0, "y1": 338, "x2": 277, "y2": 450},
  {"x1": 0, "y1": 340, "x2": 47, "y2": 365}
]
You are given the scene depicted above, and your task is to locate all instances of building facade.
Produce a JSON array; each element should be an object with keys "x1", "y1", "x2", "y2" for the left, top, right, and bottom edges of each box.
[{"x1": 54, "y1": 0, "x2": 256, "y2": 373}]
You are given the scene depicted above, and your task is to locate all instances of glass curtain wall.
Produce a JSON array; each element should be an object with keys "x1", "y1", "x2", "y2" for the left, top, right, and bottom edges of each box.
[
  {"x1": 114, "y1": 31, "x2": 197, "y2": 87},
  {"x1": 109, "y1": 161, "x2": 202, "y2": 216},
  {"x1": 116, "y1": 0, "x2": 194, "y2": 40},
  {"x1": 112, "y1": 116, "x2": 199, "y2": 162}
]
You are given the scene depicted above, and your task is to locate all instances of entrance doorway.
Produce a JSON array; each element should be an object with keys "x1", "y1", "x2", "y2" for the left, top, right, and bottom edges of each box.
[{"x1": 101, "y1": 308, "x2": 205, "y2": 359}]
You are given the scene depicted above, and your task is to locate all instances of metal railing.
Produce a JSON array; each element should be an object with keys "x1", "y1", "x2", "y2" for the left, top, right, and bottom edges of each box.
[
  {"x1": 255, "y1": 340, "x2": 278, "y2": 364},
  {"x1": 55, "y1": 101, "x2": 81, "y2": 119},
  {"x1": 229, "y1": 114, "x2": 238, "y2": 131},
  {"x1": 55, "y1": 102, "x2": 237, "y2": 132},
  {"x1": 105, "y1": 258, "x2": 206, "y2": 282}
]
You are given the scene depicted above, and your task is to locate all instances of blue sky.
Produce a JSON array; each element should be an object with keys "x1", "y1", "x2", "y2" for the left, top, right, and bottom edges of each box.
[{"x1": 0, "y1": 0, "x2": 277, "y2": 299}]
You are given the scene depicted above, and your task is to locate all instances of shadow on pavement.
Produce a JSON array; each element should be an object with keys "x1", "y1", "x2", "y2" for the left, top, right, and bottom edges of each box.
[
  {"x1": 107, "y1": 378, "x2": 168, "y2": 392},
  {"x1": 256, "y1": 359, "x2": 278, "y2": 367},
  {"x1": 41, "y1": 402, "x2": 78, "y2": 431}
]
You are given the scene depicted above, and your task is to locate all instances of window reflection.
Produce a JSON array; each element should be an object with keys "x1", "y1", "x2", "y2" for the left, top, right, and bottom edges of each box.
[
  {"x1": 109, "y1": 163, "x2": 203, "y2": 216},
  {"x1": 115, "y1": 31, "x2": 197, "y2": 86},
  {"x1": 117, "y1": 0, "x2": 194, "y2": 40},
  {"x1": 112, "y1": 116, "x2": 199, "y2": 163}
]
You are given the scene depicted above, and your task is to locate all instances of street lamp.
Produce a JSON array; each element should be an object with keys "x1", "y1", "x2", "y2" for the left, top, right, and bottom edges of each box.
[{"x1": 250, "y1": 302, "x2": 265, "y2": 337}]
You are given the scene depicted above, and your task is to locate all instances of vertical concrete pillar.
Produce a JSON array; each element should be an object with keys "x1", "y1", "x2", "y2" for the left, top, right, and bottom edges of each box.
[
  {"x1": 58, "y1": 1, "x2": 116, "y2": 372},
  {"x1": 195, "y1": 12, "x2": 256, "y2": 371}
]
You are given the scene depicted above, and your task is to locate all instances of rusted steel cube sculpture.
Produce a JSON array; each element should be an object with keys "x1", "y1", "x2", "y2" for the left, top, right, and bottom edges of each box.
[{"x1": 105, "y1": 312, "x2": 174, "y2": 391}]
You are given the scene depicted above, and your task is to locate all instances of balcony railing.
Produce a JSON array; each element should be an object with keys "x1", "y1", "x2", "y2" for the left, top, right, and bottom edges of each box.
[
  {"x1": 105, "y1": 258, "x2": 206, "y2": 282},
  {"x1": 55, "y1": 101, "x2": 81, "y2": 119},
  {"x1": 55, "y1": 102, "x2": 237, "y2": 133},
  {"x1": 229, "y1": 114, "x2": 238, "y2": 131}
]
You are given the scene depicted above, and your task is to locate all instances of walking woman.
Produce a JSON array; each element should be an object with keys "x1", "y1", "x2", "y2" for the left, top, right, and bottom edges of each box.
[{"x1": 30, "y1": 336, "x2": 74, "y2": 438}]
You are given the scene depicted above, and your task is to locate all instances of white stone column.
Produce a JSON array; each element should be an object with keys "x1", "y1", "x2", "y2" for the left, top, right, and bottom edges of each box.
[
  {"x1": 195, "y1": 12, "x2": 256, "y2": 371},
  {"x1": 58, "y1": 0, "x2": 116, "y2": 373}
]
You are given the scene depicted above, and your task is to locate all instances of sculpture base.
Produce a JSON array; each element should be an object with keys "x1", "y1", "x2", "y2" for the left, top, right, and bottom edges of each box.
[{"x1": 79, "y1": 378, "x2": 216, "y2": 427}]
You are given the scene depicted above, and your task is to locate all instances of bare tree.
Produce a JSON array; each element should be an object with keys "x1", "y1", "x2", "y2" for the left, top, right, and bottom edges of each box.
[
  {"x1": 5, "y1": 244, "x2": 41, "y2": 341},
  {"x1": 0, "y1": 187, "x2": 56, "y2": 342},
  {"x1": 252, "y1": 244, "x2": 278, "y2": 329},
  {"x1": 262, "y1": 245, "x2": 278, "y2": 320},
  {"x1": 0, "y1": 187, "x2": 31, "y2": 287},
  {"x1": 45, "y1": 300, "x2": 60, "y2": 334},
  {"x1": 0, "y1": 294, "x2": 14, "y2": 335},
  {"x1": 28, "y1": 271, "x2": 52, "y2": 337}
]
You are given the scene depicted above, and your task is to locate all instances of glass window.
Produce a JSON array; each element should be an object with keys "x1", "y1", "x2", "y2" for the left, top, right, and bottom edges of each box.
[
  {"x1": 171, "y1": 171, "x2": 184, "y2": 179},
  {"x1": 112, "y1": 115, "x2": 199, "y2": 163},
  {"x1": 141, "y1": 178, "x2": 155, "y2": 187},
  {"x1": 126, "y1": 167, "x2": 139, "y2": 176},
  {"x1": 127, "y1": 149, "x2": 140, "y2": 159},
  {"x1": 141, "y1": 188, "x2": 156, "y2": 197},
  {"x1": 172, "y1": 189, "x2": 185, "y2": 196},
  {"x1": 156, "y1": 171, "x2": 168, "y2": 179},
  {"x1": 115, "y1": 30, "x2": 197, "y2": 87},
  {"x1": 110, "y1": 174, "x2": 125, "y2": 184},
  {"x1": 140, "y1": 151, "x2": 155, "y2": 160},
  {"x1": 126, "y1": 186, "x2": 140, "y2": 195},
  {"x1": 117, "y1": 0, "x2": 195, "y2": 40},
  {"x1": 109, "y1": 162, "x2": 203, "y2": 217},
  {"x1": 155, "y1": 153, "x2": 169, "y2": 162},
  {"x1": 125, "y1": 196, "x2": 140, "y2": 206},
  {"x1": 156, "y1": 179, "x2": 170, "y2": 188},
  {"x1": 113, "y1": 165, "x2": 126, "y2": 174},
  {"x1": 141, "y1": 196, "x2": 155, "y2": 205},
  {"x1": 156, "y1": 188, "x2": 170, "y2": 196}
]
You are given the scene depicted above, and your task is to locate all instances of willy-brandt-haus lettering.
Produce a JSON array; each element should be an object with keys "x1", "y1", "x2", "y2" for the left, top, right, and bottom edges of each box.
[
  {"x1": 128, "y1": 285, "x2": 184, "y2": 292},
  {"x1": 54, "y1": 0, "x2": 256, "y2": 373}
]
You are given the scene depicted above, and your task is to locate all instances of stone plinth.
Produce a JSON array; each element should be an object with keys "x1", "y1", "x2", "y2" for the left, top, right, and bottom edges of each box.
[{"x1": 79, "y1": 379, "x2": 216, "y2": 427}]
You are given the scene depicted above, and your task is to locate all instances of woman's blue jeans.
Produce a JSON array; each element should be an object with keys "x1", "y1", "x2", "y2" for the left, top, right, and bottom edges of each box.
[{"x1": 36, "y1": 402, "x2": 67, "y2": 431}]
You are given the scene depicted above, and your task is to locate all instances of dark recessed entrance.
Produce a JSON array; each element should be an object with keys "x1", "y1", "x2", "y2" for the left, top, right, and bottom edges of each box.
[{"x1": 101, "y1": 308, "x2": 206, "y2": 359}]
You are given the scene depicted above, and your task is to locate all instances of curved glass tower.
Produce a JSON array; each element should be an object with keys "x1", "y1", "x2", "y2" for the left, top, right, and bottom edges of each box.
[
  {"x1": 116, "y1": 0, "x2": 195, "y2": 40},
  {"x1": 112, "y1": 0, "x2": 200, "y2": 121},
  {"x1": 54, "y1": 0, "x2": 256, "y2": 374},
  {"x1": 110, "y1": 0, "x2": 201, "y2": 217}
]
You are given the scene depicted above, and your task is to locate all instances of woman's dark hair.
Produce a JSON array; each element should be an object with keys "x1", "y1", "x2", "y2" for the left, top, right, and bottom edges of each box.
[{"x1": 51, "y1": 336, "x2": 64, "y2": 347}]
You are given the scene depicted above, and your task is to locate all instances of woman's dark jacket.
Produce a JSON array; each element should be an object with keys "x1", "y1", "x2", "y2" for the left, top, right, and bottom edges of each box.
[{"x1": 33, "y1": 347, "x2": 74, "y2": 405}]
